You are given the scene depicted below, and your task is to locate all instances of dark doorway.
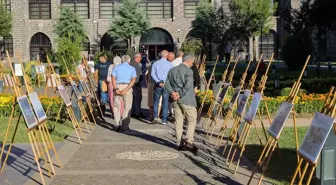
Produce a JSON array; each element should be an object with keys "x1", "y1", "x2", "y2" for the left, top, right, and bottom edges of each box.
[
  {"x1": 140, "y1": 28, "x2": 174, "y2": 61},
  {"x1": 100, "y1": 32, "x2": 128, "y2": 56}
]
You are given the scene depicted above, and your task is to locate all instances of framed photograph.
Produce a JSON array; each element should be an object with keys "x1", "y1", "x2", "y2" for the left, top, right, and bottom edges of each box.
[
  {"x1": 236, "y1": 90, "x2": 251, "y2": 116},
  {"x1": 217, "y1": 83, "x2": 231, "y2": 103},
  {"x1": 58, "y1": 85, "x2": 72, "y2": 107},
  {"x1": 244, "y1": 92, "x2": 262, "y2": 123},
  {"x1": 227, "y1": 86, "x2": 241, "y2": 110},
  {"x1": 47, "y1": 74, "x2": 57, "y2": 87},
  {"x1": 28, "y1": 92, "x2": 47, "y2": 122},
  {"x1": 35, "y1": 65, "x2": 45, "y2": 74},
  {"x1": 0, "y1": 80, "x2": 3, "y2": 93},
  {"x1": 14, "y1": 63, "x2": 23, "y2": 76},
  {"x1": 70, "y1": 80, "x2": 81, "y2": 100},
  {"x1": 268, "y1": 102, "x2": 294, "y2": 139},
  {"x1": 79, "y1": 80, "x2": 90, "y2": 96},
  {"x1": 17, "y1": 95, "x2": 38, "y2": 129},
  {"x1": 298, "y1": 112, "x2": 335, "y2": 164},
  {"x1": 6, "y1": 74, "x2": 13, "y2": 87},
  {"x1": 213, "y1": 81, "x2": 223, "y2": 99}
]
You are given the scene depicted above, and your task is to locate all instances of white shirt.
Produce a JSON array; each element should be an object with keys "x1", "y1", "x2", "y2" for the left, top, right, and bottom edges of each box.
[{"x1": 171, "y1": 57, "x2": 182, "y2": 67}]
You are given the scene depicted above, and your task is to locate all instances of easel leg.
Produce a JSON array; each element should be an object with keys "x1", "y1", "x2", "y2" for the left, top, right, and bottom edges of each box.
[
  {"x1": 27, "y1": 132, "x2": 46, "y2": 185},
  {"x1": 67, "y1": 107, "x2": 83, "y2": 144},
  {"x1": 252, "y1": 120, "x2": 263, "y2": 145},
  {"x1": 32, "y1": 129, "x2": 52, "y2": 177},
  {"x1": 41, "y1": 124, "x2": 62, "y2": 168},
  {"x1": 1, "y1": 111, "x2": 20, "y2": 172},
  {"x1": 290, "y1": 158, "x2": 303, "y2": 185},
  {"x1": 0, "y1": 106, "x2": 16, "y2": 171},
  {"x1": 229, "y1": 123, "x2": 247, "y2": 168},
  {"x1": 233, "y1": 125, "x2": 251, "y2": 174},
  {"x1": 37, "y1": 126, "x2": 56, "y2": 175}
]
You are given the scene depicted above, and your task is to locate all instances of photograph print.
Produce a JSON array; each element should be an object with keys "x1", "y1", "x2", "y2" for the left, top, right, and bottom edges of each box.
[
  {"x1": 236, "y1": 90, "x2": 251, "y2": 116},
  {"x1": 227, "y1": 86, "x2": 241, "y2": 110},
  {"x1": 17, "y1": 95, "x2": 38, "y2": 129},
  {"x1": 298, "y1": 112, "x2": 335, "y2": 164},
  {"x1": 268, "y1": 102, "x2": 294, "y2": 139},
  {"x1": 28, "y1": 92, "x2": 47, "y2": 122},
  {"x1": 213, "y1": 81, "x2": 223, "y2": 99},
  {"x1": 244, "y1": 92, "x2": 262, "y2": 123},
  {"x1": 70, "y1": 81, "x2": 81, "y2": 100},
  {"x1": 58, "y1": 85, "x2": 72, "y2": 107},
  {"x1": 217, "y1": 83, "x2": 231, "y2": 103}
]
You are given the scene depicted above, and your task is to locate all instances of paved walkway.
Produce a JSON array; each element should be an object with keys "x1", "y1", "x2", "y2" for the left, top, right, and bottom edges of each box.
[{"x1": 2, "y1": 87, "x2": 311, "y2": 185}]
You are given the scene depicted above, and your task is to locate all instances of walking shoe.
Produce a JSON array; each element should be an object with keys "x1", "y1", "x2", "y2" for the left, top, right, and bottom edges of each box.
[
  {"x1": 152, "y1": 118, "x2": 162, "y2": 124},
  {"x1": 177, "y1": 140, "x2": 186, "y2": 151},
  {"x1": 162, "y1": 122, "x2": 167, "y2": 125},
  {"x1": 115, "y1": 126, "x2": 121, "y2": 132},
  {"x1": 185, "y1": 142, "x2": 198, "y2": 155}
]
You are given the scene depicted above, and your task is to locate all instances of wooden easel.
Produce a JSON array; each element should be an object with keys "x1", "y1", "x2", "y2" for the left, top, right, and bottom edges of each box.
[
  {"x1": 198, "y1": 55, "x2": 207, "y2": 92},
  {"x1": 247, "y1": 55, "x2": 311, "y2": 185},
  {"x1": 72, "y1": 56, "x2": 97, "y2": 125},
  {"x1": 44, "y1": 65, "x2": 57, "y2": 96},
  {"x1": 198, "y1": 56, "x2": 219, "y2": 115},
  {"x1": 225, "y1": 54, "x2": 274, "y2": 174},
  {"x1": 81, "y1": 55, "x2": 104, "y2": 118},
  {"x1": 36, "y1": 60, "x2": 45, "y2": 87},
  {"x1": 213, "y1": 57, "x2": 258, "y2": 147},
  {"x1": 61, "y1": 57, "x2": 93, "y2": 133},
  {"x1": 203, "y1": 56, "x2": 233, "y2": 126},
  {"x1": 203, "y1": 56, "x2": 238, "y2": 133},
  {"x1": 0, "y1": 51, "x2": 56, "y2": 185},
  {"x1": 290, "y1": 86, "x2": 336, "y2": 185},
  {"x1": 45, "y1": 55, "x2": 85, "y2": 144}
]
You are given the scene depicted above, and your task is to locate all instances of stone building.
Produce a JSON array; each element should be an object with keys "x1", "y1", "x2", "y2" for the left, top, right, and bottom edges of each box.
[{"x1": 1, "y1": 0, "x2": 332, "y2": 62}]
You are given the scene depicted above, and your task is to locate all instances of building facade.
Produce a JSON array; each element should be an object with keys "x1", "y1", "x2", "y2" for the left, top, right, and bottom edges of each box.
[{"x1": 3, "y1": 0, "x2": 330, "y2": 63}]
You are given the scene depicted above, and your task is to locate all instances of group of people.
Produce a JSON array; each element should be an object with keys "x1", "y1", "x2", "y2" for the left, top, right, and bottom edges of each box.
[{"x1": 81, "y1": 50, "x2": 201, "y2": 151}]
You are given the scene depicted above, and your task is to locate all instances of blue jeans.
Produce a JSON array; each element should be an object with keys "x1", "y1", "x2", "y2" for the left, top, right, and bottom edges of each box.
[
  {"x1": 153, "y1": 86, "x2": 169, "y2": 123},
  {"x1": 78, "y1": 82, "x2": 86, "y2": 102},
  {"x1": 98, "y1": 80, "x2": 108, "y2": 105}
]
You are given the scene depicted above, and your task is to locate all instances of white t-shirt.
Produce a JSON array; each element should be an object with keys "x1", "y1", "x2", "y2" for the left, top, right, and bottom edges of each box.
[{"x1": 171, "y1": 57, "x2": 182, "y2": 67}]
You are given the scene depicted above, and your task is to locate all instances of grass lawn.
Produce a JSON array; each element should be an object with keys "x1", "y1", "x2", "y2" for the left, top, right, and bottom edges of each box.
[
  {"x1": 0, "y1": 117, "x2": 74, "y2": 143},
  {"x1": 245, "y1": 126, "x2": 309, "y2": 185}
]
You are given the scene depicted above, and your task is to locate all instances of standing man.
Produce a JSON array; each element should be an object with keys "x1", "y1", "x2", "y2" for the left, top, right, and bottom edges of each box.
[
  {"x1": 95, "y1": 54, "x2": 112, "y2": 116},
  {"x1": 171, "y1": 51, "x2": 183, "y2": 67},
  {"x1": 131, "y1": 52, "x2": 144, "y2": 119},
  {"x1": 225, "y1": 43, "x2": 232, "y2": 64},
  {"x1": 165, "y1": 53, "x2": 198, "y2": 152},
  {"x1": 167, "y1": 52, "x2": 175, "y2": 62},
  {"x1": 151, "y1": 50, "x2": 173, "y2": 125},
  {"x1": 112, "y1": 55, "x2": 137, "y2": 132}
]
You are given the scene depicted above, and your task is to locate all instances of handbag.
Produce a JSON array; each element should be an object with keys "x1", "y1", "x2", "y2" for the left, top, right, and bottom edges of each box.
[{"x1": 101, "y1": 81, "x2": 108, "y2": 92}]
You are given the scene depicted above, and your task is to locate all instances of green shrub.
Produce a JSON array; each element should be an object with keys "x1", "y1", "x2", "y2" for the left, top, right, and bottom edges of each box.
[
  {"x1": 282, "y1": 32, "x2": 313, "y2": 70},
  {"x1": 181, "y1": 37, "x2": 203, "y2": 56}
]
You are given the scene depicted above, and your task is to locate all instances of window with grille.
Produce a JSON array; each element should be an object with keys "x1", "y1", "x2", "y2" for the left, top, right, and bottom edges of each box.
[
  {"x1": 61, "y1": 0, "x2": 89, "y2": 19},
  {"x1": 0, "y1": 34, "x2": 13, "y2": 58},
  {"x1": 1, "y1": 0, "x2": 11, "y2": 11},
  {"x1": 259, "y1": 31, "x2": 277, "y2": 60},
  {"x1": 139, "y1": 0, "x2": 172, "y2": 19},
  {"x1": 99, "y1": 0, "x2": 118, "y2": 19},
  {"x1": 29, "y1": 0, "x2": 51, "y2": 19},
  {"x1": 184, "y1": 0, "x2": 200, "y2": 18},
  {"x1": 30, "y1": 33, "x2": 52, "y2": 61}
]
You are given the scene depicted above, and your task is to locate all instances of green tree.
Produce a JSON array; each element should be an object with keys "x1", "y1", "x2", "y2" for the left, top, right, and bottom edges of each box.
[
  {"x1": 229, "y1": 0, "x2": 277, "y2": 60},
  {"x1": 54, "y1": 7, "x2": 87, "y2": 43},
  {"x1": 190, "y1": 0, "x2": 217, "y2": 58},
  {"x1": 181, "y1": 38, "x2": 203, "y2": 56},
  {"x1": 109, "y1": 0, "x2": 150, "y2": 55},
  {"x1": 0, "y1": 2, "x2": 12, "y2": 58},
  {"x1": 54, "y1": 7, "x2": 87, "y2": 74},
  {"x1": 56, "y1": 37, "x2": 82, "y2": 74},
  {"x1": 0, "y1": 3, "x2": 11, "y2": 37}
]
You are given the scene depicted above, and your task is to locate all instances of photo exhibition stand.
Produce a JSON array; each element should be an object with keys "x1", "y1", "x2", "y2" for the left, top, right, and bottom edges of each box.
[
  {"x1": 0, "y1": 51, "x2": 59, "y2": 185},
  {"x1": 247, "y1": 55, "x2": 311, "y2": 185},
  {"x1": 290, "y1": 87, "x2": 336, "y2": 185}
]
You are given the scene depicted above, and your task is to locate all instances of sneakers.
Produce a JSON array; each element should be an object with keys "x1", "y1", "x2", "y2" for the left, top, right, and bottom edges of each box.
[
  {"x1": 152, "y1": 118, "x2": 162, "y2": 124},
  {"x1": 162, "y1": 122, "x2": 167, "y2": 125}
]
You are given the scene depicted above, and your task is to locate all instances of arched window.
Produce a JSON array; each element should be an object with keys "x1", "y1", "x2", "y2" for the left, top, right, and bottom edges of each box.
[
  {"x1": 29, "y1": 0, "x2": 51, "y2": 19},
  {"x1": 0, "y1": 34, "x2": 13, "y2": 59},
  {"x1": 61, "y1": 0, "x2": 90, "y2": 19},
  {"x1": 140, "y1": 28, "x2": 174, "y2": 61},
  {"x1": 30, "y1": 33, "x2": 52, "y2": 61},
  {"x1": 100, "y1": 33, "x2": 127, "y2": 56},
  {"x1": 259, "y1": 30, "x2": 277, "y2": 60}
]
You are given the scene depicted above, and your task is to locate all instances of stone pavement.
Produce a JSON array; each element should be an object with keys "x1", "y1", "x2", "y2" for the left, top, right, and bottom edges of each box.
[{"x1": 3, "y1": 87, "x2": 309, "y2": 185}]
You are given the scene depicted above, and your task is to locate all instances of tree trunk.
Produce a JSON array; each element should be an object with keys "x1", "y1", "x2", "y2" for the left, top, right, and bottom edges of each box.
[{"x1": 252, "y1": 36, "x2": 257, "y2": 61}]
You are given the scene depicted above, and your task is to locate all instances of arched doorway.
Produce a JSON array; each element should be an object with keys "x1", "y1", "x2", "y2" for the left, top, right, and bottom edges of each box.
[
  {"x1": 30, "y1": 32, "x2": 52, "y2": 61},
  {"x1": 259, "y1": 30, "x2": 277, "y2": 60},
  {"x1": 140, "y1": 28, "x2": 174, "y2": 61},
  {"x1": 100, "y1": 33, "x2": 127, "y2": 56}
]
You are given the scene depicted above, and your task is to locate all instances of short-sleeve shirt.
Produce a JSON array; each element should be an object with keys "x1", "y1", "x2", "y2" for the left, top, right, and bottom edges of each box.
[
  {"x1": 95, "y1": 61, "x2": 112, "y2": 80},
  {"x1": 112, "y1": 62, "x2": 137, "y2": 84}
]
